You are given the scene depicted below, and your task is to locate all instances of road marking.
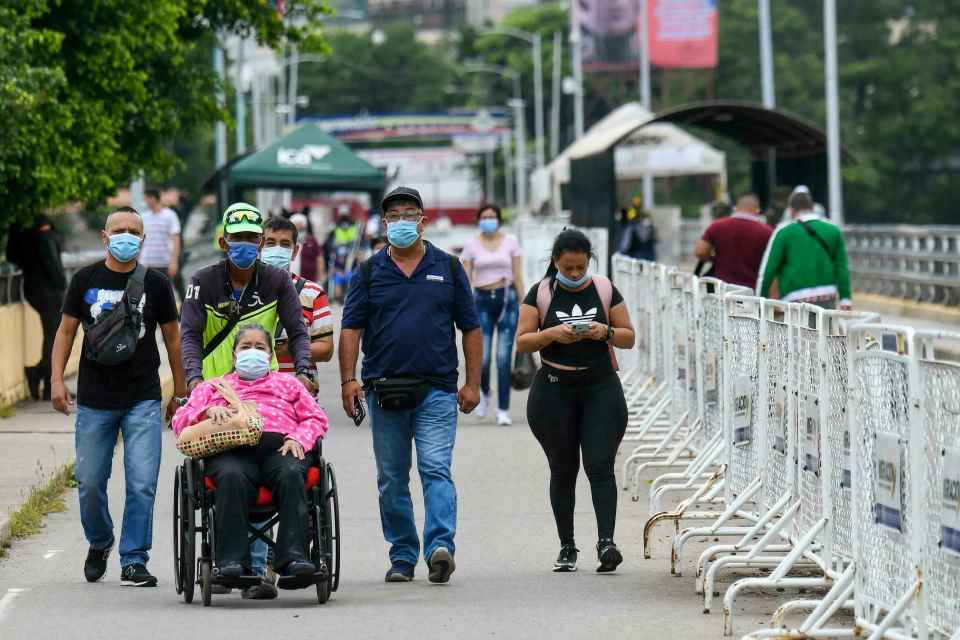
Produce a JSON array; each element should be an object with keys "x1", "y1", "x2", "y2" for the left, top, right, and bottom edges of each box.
[
  {"x1": 0, "y1": 588, "x2": 28, "y2": 622},
  {"x1": 43, "y1": 549, "x2": 62, "y2": 560}
]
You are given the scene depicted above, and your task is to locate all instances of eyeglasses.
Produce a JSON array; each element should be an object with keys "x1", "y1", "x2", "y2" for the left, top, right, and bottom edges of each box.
[
  {"x1": 225, "y1": 209, "x2": 263, "y2": 225},
  {"x1": 384, "y1": 208, "x2": 422, "y2": 223}
]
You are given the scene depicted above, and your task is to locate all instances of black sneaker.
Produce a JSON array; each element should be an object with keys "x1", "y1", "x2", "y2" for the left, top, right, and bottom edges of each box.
[
  {"x1": 120, "y1": 563, "x2": 158, "y2": 587},
  {"x1": 83, "y1": 541, "x2": 113, "y2": 583},
  {"x1": 553, "y1": 544, "x2": 578, "y2": 573},
  {"x1": 596, "y1": 539, "x2": 623, "y2": 573},
  {"x1": 384, "y1": 561, "x2": 415, "y2": 583},
  {"x1": 427, "y1": 547, "x2": 455, "y2": 584}
]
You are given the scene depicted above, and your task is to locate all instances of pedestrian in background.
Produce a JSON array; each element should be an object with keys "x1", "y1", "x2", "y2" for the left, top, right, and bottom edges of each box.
[
  {"x1": 6, "y1": 214, "x2": 67, "y2": 401},
  {"x1": 289, "y1": 210, "x2": 323, "y2": 283},
  {"x1": 758, "y1": 190, "x2": 852, "y2": 310},
  {"x1": 339, "y1": 186, "x2": 481, "y2": 585},
  {"x1": 618, "y1": 195, "x2": 657, "y2": 261},
  {"x1": 324, "y1": 209, "x2": 360, "y2": 304},
  {"x1": 516, "y1": 229, "x2": 635, "y2": 574},
  {"x1": 141, "y1": 188, "x2": 183, "y2": 297},
  {"x1": 694, "y1": 193, "x2": 772, "y2": 289},
  {"x1": 459, "y1": 204, "x2": 524, "y2": 426},
  {"x1": 50, "y1": 207, "x2": 187, "y2": 587}
]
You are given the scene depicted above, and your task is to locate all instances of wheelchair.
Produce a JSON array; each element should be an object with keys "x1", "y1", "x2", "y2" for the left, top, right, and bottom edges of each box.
[{"x1": 172, "y1": 441, "x2": 340, "y2": 606}]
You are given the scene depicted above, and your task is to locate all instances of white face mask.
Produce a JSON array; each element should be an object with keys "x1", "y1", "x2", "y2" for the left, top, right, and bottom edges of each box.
[{"x1": 235, "y1": 348, "x2": 270, "y2": 380}]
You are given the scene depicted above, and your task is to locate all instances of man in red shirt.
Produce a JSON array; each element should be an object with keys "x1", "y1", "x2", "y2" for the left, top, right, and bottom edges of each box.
[{"x1": 695, "y1": 194, "x2": 773, "y2": 290}]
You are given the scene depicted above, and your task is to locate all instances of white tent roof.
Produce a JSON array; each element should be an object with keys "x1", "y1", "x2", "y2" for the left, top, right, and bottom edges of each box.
[{"x1": 532, "y1": 102, "x2": 726, "y2": 208}]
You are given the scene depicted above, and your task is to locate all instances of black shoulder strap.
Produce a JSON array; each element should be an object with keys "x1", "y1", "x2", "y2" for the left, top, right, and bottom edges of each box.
[
  {"x1": 125, "y1": 264, "x2": 147, "y2": 308},
  {"x1": 362, "y1": 256, "x2": 375, "y2": 288},
  {"x1": 796, "y1": 219, "x2": 834, "y2": 262}
]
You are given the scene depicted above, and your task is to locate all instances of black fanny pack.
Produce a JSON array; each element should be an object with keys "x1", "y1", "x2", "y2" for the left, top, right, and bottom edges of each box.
[
  {"x1": 82, "y1": 264, "x2": 146, "y2": 366},
  {"x1": 370, "y1": 377, "x2": 432, "y2": 411}
]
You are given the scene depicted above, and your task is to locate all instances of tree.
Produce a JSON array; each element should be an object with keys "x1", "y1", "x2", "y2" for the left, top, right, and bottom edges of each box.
[{"x1": 0, "y1": 0, "x2": 328, "y2": 229}]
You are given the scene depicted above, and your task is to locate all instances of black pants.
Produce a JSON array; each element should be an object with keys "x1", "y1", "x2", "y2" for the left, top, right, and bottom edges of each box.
[
  {"x1": 205, "y1": 433, "x2": 310, "y2": 571},
  {"x1": 25, "y1": 287, "x2": 64, "y2": 379},
  {"x1": 527, "y1": 365, "x2": 628, "y2": 546}
]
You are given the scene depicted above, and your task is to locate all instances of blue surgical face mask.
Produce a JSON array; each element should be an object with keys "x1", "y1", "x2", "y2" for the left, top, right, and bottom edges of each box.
[
  {"x1": 387, "y1": 220, "x2": 420, "y2": 249},
  {"x1": 235, "y1": 348, "x2": 271, "y2": 380},
  {"x1": 261, "y1": 246, "x2": 293, "y2": 271},
  {"x1": 227, "y1": 241, "x2": 260, "y2": 269},
  {"x1": 556, "y1": 271, "x2": 591, "y2": 289},
  {"x1": 478, "y1": 218, "x2": 499, "y2": 235},
  {"x1": 107, "y1": 233, "x2": 142, "y2": 263}
]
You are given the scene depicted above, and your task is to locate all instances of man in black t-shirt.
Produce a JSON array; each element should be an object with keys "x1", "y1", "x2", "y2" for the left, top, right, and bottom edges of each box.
[{"x1": 51, "y1": 207, "x2": 188, "y2": 588}]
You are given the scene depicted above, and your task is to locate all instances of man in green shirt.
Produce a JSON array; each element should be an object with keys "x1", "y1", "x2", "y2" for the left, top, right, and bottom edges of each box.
[{"x1": 757, "y1": 191, "x2": 852, "y2": 310}]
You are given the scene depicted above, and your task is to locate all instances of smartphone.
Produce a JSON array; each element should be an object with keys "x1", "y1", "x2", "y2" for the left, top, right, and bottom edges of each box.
[
  {"x1": 570, "y1": 321, "x2": 591, "y2": 335},
  {"x1": 352, "y1": 397, "x2": 367, "y2": 426}
]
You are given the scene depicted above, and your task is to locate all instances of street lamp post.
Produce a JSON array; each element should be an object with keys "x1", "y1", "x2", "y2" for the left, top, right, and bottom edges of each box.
[{"x1": 479, "y1": 28, "x2": 545, "y2": 173}]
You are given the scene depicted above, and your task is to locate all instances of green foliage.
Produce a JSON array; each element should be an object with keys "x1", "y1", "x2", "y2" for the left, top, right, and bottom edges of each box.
[{"x1": 0, "y1": 1, "x2": 329, "y2": 230}]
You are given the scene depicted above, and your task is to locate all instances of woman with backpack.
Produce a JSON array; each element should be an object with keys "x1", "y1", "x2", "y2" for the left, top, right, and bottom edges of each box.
[{"x1": 516, "y1": 229, "x2": 635, "y2": 574}]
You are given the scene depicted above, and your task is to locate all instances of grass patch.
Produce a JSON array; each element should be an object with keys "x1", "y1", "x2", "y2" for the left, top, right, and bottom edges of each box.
[
  {"x1": 0, "y1": 405, "x2": 14, "y2": 419},
  {"x1": 0, "y1": 462, "x2": 76, "y2": 558}
]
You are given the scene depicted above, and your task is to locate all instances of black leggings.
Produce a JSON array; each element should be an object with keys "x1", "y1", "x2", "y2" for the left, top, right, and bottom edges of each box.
[{"x1": 527, "y1": 365, "x2": 628, "y2": 545}]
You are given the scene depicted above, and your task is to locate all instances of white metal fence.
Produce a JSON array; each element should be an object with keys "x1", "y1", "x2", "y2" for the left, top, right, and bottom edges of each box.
[{"x1": 611, "y1": 253, "x2": 960, "y2": 639}]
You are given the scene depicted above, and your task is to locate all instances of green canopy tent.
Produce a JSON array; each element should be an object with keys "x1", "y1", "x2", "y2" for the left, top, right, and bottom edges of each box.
[{"x1": 217, "y1": 123, "x2": 386, "y2": 208}]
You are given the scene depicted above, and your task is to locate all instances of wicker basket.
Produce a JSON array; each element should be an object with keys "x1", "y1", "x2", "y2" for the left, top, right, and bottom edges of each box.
[{"x1": 176, "y1": 377, "x2": 264, "y2": 458}]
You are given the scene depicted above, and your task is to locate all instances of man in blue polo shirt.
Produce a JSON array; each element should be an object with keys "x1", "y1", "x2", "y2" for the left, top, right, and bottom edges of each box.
[{"x1": 339, "y1": 186, "x2": 481, "y2": 585}]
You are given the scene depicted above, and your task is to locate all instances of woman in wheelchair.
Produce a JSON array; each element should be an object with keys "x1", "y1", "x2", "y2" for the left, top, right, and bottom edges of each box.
[{"x1": 172, "y1": 324, "x2": 328, "y2": 581}]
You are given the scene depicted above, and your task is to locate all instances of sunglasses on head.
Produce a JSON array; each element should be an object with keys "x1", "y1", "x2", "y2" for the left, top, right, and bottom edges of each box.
[{"x1": 226, "y1": 209, "x2": 263, "y2": 224}]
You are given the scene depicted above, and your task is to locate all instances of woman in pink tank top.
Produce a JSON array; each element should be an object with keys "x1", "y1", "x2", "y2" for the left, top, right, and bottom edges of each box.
[{"x1": 459, "y1": 205, "x2": 524, "y2": 426}]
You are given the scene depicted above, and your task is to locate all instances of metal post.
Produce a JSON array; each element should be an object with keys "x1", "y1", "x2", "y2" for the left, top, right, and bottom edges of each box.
[
  {"x1": 639, "y1": 0, "x2": 654, "y2": 208},
  {"x1": 130, "y1": 174, "x2": 146, "y2": 213},
  {"x1": 759, "y1": 0, "x2": 775, "y2": 109},
  {"x1": 511, "y1": 98, "x2": 527, "y2": 212},
  {"x1": 485, "y1": 150, "x2": 495, "y2": 203},
  {"x1": 571, "y1": 28, "x2": 585, "y2": 139},
  {"x1": 533, "y1": 33, "x2": 545, "y2": 171},
  {"x1": 287, "y1": 45, "x2": 300, "y2": 128},
  {"x1": 503, "y1": 131, "x2": 514, "y2": 207},
  {"x1": 213, "y1": 41, "x2": 227, "y2": 168},
  {"x1": 251, "y1": 73, "x2": 263, "y2": 149},
  {"x1": 550, "y1": 30, "x2": 562, "y2": 160},
  {"x1": 235, "y1": 38, "x2": 247, "y2": 155},
  {"x1": 823, "y1": 0, "x2": 844, "y2": 224}
]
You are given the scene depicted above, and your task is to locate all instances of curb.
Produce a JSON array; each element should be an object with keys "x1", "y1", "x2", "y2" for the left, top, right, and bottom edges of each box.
[{"x1": 0, "y1": 462, "x2": 75, "y2": 555}]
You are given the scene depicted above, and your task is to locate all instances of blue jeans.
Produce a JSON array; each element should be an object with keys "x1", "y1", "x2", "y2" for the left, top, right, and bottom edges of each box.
[
  {"x1": 368, "y1": 388, "x2": 458, "y2": 567},
  {"x1": 474, "y1": 286, "x2": 519, "y2": 411},
  {"x1": 75, "y1": 400, "x2": 162, "y2": 567}
]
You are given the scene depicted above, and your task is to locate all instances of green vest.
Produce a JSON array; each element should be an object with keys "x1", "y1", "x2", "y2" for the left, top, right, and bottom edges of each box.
[{"x1": 200, "y1": 301, "x2": 280, "y2": 379}]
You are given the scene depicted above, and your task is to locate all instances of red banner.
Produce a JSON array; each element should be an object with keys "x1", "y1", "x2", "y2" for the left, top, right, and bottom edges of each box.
[{"x1": 648, "y1": 0, "x2": 718, "y2": 68}]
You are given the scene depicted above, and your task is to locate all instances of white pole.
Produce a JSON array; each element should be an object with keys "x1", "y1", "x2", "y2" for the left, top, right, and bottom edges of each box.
[
  {"x1": 503, "y1": 130, "x2": 514, "y2": 207},
  {"x1": 639, "y1": 0, "x2": 654, "y2": 208},
  {"x1": 213, "y1": 42, "x2": 227, "y2": 167},
  {"x1": 533, "y1": 33, "x2": 545, "y2": 171},
  {"x1": 550, "y1": 30, "x2": 562, "y2": 160},
  {"x1": 252, "y1": 73, "x2": 263, "y2": 149},
  {"x1": 824, "y1": 0, "x2": 844, "y2": 224},
  {"x1": 759, "y1": 0, "x2": 775, "y2": 109},
  {"x1": 511, "y1": 99, "x2": 528, "y2": 212},
  {"x1": 235, "y1": 38, "x2": 247, "y2": 154},
  {"x1": 571, "y1": 27, "x2": 585, "y2": 138},
  {"x1": 485, "y1": 150, "x2": 495, "y2": 202},
  {"x1": 287, "y1": 45, "x2": 300, "y2": 128}
]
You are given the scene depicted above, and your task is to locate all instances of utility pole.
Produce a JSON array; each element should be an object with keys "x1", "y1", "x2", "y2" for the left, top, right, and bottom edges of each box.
[
  {"x1": 503, "y1": 130, "x2": 514, "y2": 208},
  {"x1": 510, "y1": 98, "x2": 527, "y2": 212},
  {"x1": 287, "y1": 45, "x2": 300, "y2": 128},
  {"x1": 213, "y1": 40, "x2": 227, "y2": 168},
  {"x1": 532, "y1": 33, "x2": 545, "y2": 171},
  {"x1": 570, "y1": 27, "x2": 584, "y2": 139},
  {"x1": 824, "y1": 0, "x2": 844, "y2": 224},
  {"x1": 638, "y1": 0, "x2": 654, "y2": 207},
  {"x1": 759, "y1": 0, "x2": 777, "y2": 207},
  {"x1": 550, "y1": 30, "x2": 562, "y2": 161},
  {"x1": 235, "y1": 37, "x2": 247, "y2": 155}
]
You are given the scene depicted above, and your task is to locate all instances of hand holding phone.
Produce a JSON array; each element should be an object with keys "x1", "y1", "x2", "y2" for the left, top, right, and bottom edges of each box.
[
  {"x1": 352, "y1": 397, "x2": 367, "y2": 426},
  {"x1": 570, "y1": 321, "x2": 591, "y2": 335}
]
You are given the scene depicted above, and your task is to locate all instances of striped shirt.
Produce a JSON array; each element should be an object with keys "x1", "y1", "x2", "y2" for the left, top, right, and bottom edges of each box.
[
  {"x1": 140, "y1": 207, "x2": 181, "y2": 269},
  {"x1": 276, "y1": 274, "x2": 333, "y2": 373}
]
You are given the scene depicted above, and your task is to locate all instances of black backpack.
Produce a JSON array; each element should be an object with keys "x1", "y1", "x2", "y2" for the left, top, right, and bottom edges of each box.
[{"x1": 82, "y1": 264, "x2": 146, "y2": 366}]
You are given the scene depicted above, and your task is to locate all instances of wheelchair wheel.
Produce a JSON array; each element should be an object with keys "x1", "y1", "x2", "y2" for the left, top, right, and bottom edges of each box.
[
  {"x1": 324, "y1": 463, "x2": 341, "y2": 592},
  {"x1": 180, "y1": 465, "x2": 196, "y2": 604},
  {"x1": 311, "y1": 487, "x2": 330, "y2": 605},
  {"x1": 200, "y1": 560, "x2": 212, "y2": 607},
  {"x1": 173, "y1": 467, "x2": 183, "y2": 594}
]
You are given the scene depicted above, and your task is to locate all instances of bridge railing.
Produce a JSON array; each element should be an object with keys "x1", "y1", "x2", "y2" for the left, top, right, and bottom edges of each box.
[{"x1": 611, "y1": 254, "x2": 960, "y2": 639}]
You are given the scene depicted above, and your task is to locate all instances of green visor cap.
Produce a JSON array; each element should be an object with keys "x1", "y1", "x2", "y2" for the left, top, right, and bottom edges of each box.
[{"x1": 222, "y1": 202, "x2": 264, "y2": 234}]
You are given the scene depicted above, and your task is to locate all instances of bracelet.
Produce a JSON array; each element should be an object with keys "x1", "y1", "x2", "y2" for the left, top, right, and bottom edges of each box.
[
  {"x1": 605, "y1": 325, "x2": 615, "y2": 342},
  {"x1": 341, "y1": 378, "x2": 357, "y2": 386}
]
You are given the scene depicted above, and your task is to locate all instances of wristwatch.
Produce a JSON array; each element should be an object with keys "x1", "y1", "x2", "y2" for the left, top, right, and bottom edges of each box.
[
  {"x1": 605, "y1": 325, "x2": 615, "y2": 342},
  {"x1": 174, "y1": 396, "x2": 189, "y2": 407},
  {"x1": 296, "y1": 368, "x2": 316, "y2": 383}
]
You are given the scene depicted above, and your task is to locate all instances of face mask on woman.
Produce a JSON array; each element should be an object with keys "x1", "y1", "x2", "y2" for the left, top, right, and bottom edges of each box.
[
  {"x1": 387, "y1": 220, "x2": 419, "y2": 249},
  {"x1": 108, "y1": 233, "x2": 142, "y2": 263},
  {"x1": 478, "y1": 218, "x2": 499, "y2": 235},
  {"x1": 556, "y1": 271, "x2": 591, "y2": 289},
  {"x1": 227, "y1": 241, "x2": 259, "y2": 269},
  {"x1": 235, "y1": 348, "x2": 271, "y2": 380},
  {"x1": 261, "y1": 246, "x2": 293, "y2": 271}
]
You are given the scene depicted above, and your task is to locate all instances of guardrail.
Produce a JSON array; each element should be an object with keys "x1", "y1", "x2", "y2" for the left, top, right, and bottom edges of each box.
[
  {"x1": 842, "y1": 225, "x2": 960, "y2": 305},
  {"x1": 612, "y1": 253, "x2": 960, "y2": 639}
]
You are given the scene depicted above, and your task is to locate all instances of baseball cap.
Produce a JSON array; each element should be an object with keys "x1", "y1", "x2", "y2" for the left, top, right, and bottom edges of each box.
[
  {"x1": 381, "y1": 186, "x2": 424, "y2": 212},
  {"x1": 222, "y1": 202, "x2": 264, "y2": 235}
]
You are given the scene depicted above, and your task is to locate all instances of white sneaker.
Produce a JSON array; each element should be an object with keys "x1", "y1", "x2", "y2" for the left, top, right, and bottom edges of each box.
[
  {"x1": 474, "y1": 393, "x2": 490, "y2": 418},
  {"x1": 496, "y1": 410, "x2": 512, "y2": 426}
]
